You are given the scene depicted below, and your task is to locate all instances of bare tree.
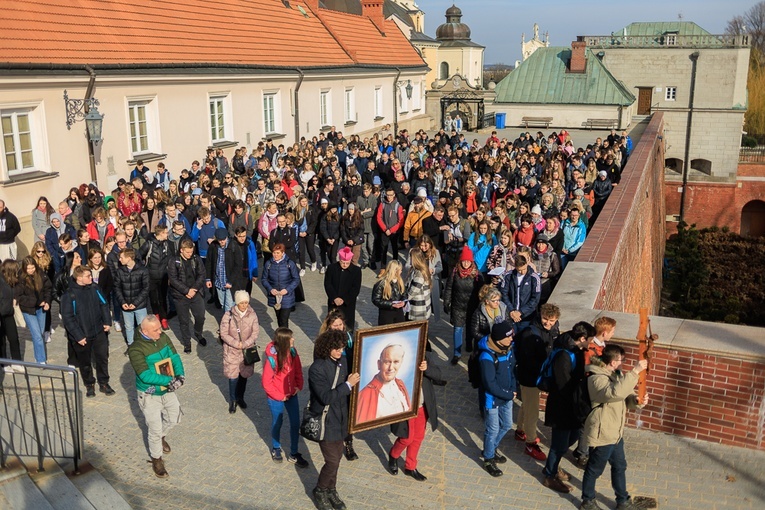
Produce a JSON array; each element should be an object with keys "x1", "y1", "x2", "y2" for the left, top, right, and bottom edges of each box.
[{"x1": 726, "y1": 2, "x2": 765, "y2": 66}]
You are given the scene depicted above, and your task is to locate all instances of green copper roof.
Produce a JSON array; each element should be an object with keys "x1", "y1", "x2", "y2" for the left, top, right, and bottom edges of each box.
[
  {"x1": 493, "y1": 47, "x2": 635, "y2": 106},
  {"x1": 616, "y1": 22, "x2": 713, "y2": 37}
]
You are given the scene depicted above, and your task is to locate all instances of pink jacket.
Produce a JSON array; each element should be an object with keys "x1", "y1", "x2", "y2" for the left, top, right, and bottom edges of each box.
[
  {"x1": 220, "y1": 306, "x2": 259, "y2": 379},
  {"x1": 261, "y1": 341, "x2": 303, "y2": 401}
]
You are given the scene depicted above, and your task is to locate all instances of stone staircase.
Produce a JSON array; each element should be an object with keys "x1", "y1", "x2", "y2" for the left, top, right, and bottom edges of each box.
[{"x1": 0, "y1": 456, "x2": 132, "y2": 510}]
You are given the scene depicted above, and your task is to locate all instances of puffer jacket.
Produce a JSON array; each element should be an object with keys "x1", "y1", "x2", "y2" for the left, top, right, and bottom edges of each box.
[
  {"x1": 583, "y1": 357, "x2": 641, "y2": 448},
  {"x1": 261, "y1": 255, "x2": 300, "y2": 309},
  {"x1": 371, "y1": 278, "x2": 407, "y2": 326},
  {"x1": 167, "y1": 254, "x2": 206, "y2": 299},
  {"x1": 60, "y1": 281, "x2": 110, "y2": 341},
  {"x1": 137, "y1": 234, "x2": 171, "y2": 280},
  {"x1": 114, "y1": 263, "x2": 150, "y2": 308},
  {"x1": 469, "y1": 302, "x2": 508, "y2": 350},
  {"x1": 14, "y1": 273, "x2": 53, "y2": 314},
  {"x1": 544, "y1": 332, "x2": 587, "y2": 430},
  {"x1": 220, "y1": 306, "x2": 259, "y2": 379},
  {"x1": 514, "y1": 320, "x2": 560, "y2": 387},
  {"x1": 308, "y1": 356, "x2": 351, "y2": 442},
  {"x1": 262, "y1": 341, "x2": 303, "y2": 401},
  {"x1": 443, "y1": 268, "x2": 484, "y2": 327},
  {"x1": 340, "y1": 218, "x2": 364, "y2": 246},
  {"x1": 319, "y1": 214, "x2": 341, "y2": 241}
]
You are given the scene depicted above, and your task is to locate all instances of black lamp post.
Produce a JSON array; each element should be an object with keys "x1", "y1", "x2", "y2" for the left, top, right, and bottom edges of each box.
[
  {"x1": 64, "y1": 90, "x2": 103, "y2": 181},
  {"x1": 405, "y1": 80, "x2": 413, "y2": 100}
]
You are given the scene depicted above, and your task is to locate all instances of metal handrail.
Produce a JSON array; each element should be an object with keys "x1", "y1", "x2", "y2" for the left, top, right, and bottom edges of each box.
[{"x1": 0, "y1": 360, "x2": 83, "y2": 473}]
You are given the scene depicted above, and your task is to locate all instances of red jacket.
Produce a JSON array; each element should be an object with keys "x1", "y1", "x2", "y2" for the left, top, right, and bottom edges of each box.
[
  {"x1": 376, "y1": 201, "x2": 405, "y2": 234},
  {"x1": 514, "y1": 224, "x2": 536, "y2": 248},
  {"x1": 86, "y1": 220, "x2": 116, "y2": 243},
  {"x1": 261, "y1": 342, "x2": 303, "y2": 401}
]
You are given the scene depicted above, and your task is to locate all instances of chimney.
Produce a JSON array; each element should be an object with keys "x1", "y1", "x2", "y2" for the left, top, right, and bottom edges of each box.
[
  {"x1": 569, "y1": 40, "x2": 587, "y2": 73},
  {"x1": 361, "y1": 1, "x2": 385, "y2": 35},
  {"x1": 304, "y1": 0, "x2": 319, "y2": 12}
]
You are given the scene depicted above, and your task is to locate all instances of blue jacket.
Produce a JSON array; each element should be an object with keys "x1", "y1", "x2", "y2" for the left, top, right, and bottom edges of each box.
[
  {"x1": 239, "y1": 238, "x2": 259, "y2": 279},
  {"x1": 467, "y1": 233, "x2": 496, "y2": 273},
  {"x1": 500, "y1": 269, "x2": 541, "y2": 321},
  {"x1": 159, "y1": 213, "x2": 191, "y2": 233},
  {"x1": 190, "y1": 216, "x2": 224, "y2": 258},
  {"x1": 477, "y1": 336, "x2": 516, "y2": 410},
  {"x1": 45, "y1": 224, "x2": 77, "y2": 273},
  {"x1": 562, "y1": 219, "x2": 586, "y2": 254},
  {"x1": 261, "y1": 255, "x2": 300, "y2": 309}
]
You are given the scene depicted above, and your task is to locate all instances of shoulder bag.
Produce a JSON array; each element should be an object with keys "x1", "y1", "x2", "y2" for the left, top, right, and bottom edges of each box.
[
  {"x1": 232, "y1": 313, "x2": 260, "y2": 365},
  {"x1": 300, "y1": 362, "x2": 340, "y2": 442}
]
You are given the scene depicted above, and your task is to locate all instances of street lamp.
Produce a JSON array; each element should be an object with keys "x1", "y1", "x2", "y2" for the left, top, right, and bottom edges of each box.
[
  {"x1": 64, "y1": 90, "x2": 103, "y2": 144},
  {"x1": 405, "y1": 80, "x2": 413, "y2": 100}
]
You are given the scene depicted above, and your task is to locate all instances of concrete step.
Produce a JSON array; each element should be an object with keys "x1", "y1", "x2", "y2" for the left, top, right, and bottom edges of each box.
[
  {"x1": 0, "y1": 462, "x2": 55, "y2": 510},
  {"x1": 28, "y1": 458, "x2": 96, "y2": 510},
  {"x1": 59, "y1": 459, "x2": 133, "y2": 510}
]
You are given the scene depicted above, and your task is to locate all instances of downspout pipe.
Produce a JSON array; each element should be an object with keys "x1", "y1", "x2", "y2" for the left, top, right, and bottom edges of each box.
[
  {"x1": 393, "y1": 67, "x2": 401, "y2": 138},
  {"x1": 679, "y1": 52, "x2": 699, "y2": 223},
  {"x1": 84, "y1": 65, "x2": 98, "y2": 183},
  {"x1": 294, "y1": 68, "x2": 304, "y2": 144}
]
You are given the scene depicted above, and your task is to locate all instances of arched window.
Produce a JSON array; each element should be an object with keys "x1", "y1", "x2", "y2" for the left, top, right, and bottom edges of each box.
[
  {"x1": 440, "y1": 62, "x2": 450, "y2": 80},
  {"x1": 690, "y1": 158, "x2": 712, "y2": 175},
  {"x1": 664, "y1": 158, "x2": 683, "y2": 173},
  {"x1": 741, "y1": 200, "x2": 765, "y2": 237}
]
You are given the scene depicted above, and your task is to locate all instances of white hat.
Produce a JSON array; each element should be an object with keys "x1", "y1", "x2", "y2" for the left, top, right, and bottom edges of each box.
[
  {"x1": 531, "y1": 204, "x2": 542, "y2": 215},
  {"x1": 417, "y1": 187, "x2": 428, "y2": 197}
]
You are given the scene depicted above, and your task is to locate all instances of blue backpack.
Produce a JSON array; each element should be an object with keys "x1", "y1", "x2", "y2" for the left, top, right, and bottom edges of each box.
[{"x1": 536, "y1": 348, "x2": 576, "y2": 392}]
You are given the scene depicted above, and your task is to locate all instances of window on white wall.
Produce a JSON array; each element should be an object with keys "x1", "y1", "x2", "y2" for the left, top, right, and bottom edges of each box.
[
  {"x1": 412, "y1": 82, "x2": 421, "y2": 110},
  {"x1": 344, "y1": 88, "x2": 356, "y2": 122},
  {"x1": 399, "y1": 84, "x2": 409, "y2": 113},
  {"x1": 2, "y1": 110, "x2": 35, "y2": 175},
  {"x1": 320, "y1": 90, "x2": 331, "y2": 127},
  {"x1": 374, "y1": 86, "x2": 383, "y2": 118},
  {"x1": 263, "y1": 92, "x2": 278, "y2": 134},
  {"x1": 665, "y1": 87, "x2": 677, "y2": 101},
  {"x1": 209, "y1": 94, "x2": 231, "y2": 143},
  {"x1": 127, "y1": 98, "x2": 161, "y2": 157},
  {"x1": 665, "y1": 33, "x2": 677, "y2": 46}
]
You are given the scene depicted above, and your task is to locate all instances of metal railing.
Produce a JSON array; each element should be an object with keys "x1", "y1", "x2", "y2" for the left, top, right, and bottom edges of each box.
[
  {"x1": 580, "y1": 33, "x2": 750, "y2": 49},
  {"x1": 481, "y1": 112, "x2": 496, "y2": 130},
  {"x1": 739, "y1": 146, "x2": 765, "y2": 164},
  {"x1": 0, "y1": 360, "x2": 83, "y2": 473}
]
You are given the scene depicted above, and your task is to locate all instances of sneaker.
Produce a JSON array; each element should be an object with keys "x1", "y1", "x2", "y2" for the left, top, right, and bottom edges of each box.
[
  {"x1": 557, "y1": 468, "x2": 571, "y2": 482},
  {"x1": 85, "y1": 385, "x2": 96, "y2": 398},
  {"x1": 3, "y1": 366, "x2": 13, "y2": 374},
  {"x1": 99, "y1": 384, "x2": 116, "y2": 396},
  {"x1": 161, "y1": 319, "x2": 169, "y2": 331},
  {"x1": 183, "y1": 345, "x2": 192, "y2": 354},
  {"x1": 287, "y1": 452, "x2": 309, "y2": 468},
  {"x1": 311, "y1": 262, "x2": 317, "y2": 272},
  {"x1": 270, "y1": 448, "x2": 283, "y2": 463},
  {"x1": 44, "y1": 331, "x2": 51, "y2": 343},
  {"x1": 514, "y1": 429, "x2": 527, "y2": 442},
  {"x1": 299, "y1": 269, "x2": 306, "y2": 277},
  {"x1": 151, "y1": 457, "x2": 168, "y2": 478},
  {"x1": 483, "y1": 459, "x2": 503, "y2": 477},
  {"x1": 543, "y1": 475, "x2": 570, "y2": 493},
  {"x1": 615, "y1": 499, "x2": 641, "y2": 510},
  {"x1": 319, "y1": 266, "x2": 326, "y2": 274},
  {"x1": 114, "y1": 321, "x2": 122, "y2": 332},
  {"x1": 525, "y1": 443, "x2": 547, "y2": 461},
  {"x1": 11, "y1": 365, "x2": 25, "y2": 373},
  {"x1": 493, "y1": 450, "x2": 507, "y2": 464},
  {"x1": 580, "y1": 500, "x2": 601, "y2": 510}
]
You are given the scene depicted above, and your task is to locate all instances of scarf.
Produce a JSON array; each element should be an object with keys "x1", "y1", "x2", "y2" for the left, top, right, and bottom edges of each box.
[
  {"x1": 545, "y1": 218, "x2": 560, "y2": 237},
  {"x1": 457, "y1": 263, "x2": 476, "y2": 279}
]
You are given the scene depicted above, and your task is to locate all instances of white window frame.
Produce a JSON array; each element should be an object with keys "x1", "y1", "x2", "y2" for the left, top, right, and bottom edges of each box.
[
  {"x1": 0, "y1": 102, "x2": 50, "y2": 179},
  {"x1": 209, "y1": 93, "x2": 232, "y2": 144},
  {"x1": 263, "y1": 91, "x2": 280, "y2": 135},
  {"x1": 344, "y1": 87, "x2": 356, "y2": 122},
  {"x1": 665, "y1": 86, "x2": 677, "y2": 101},
  {"x1": 320, "y1": 89, "x2": 331, "y2": 127},
  {"x1": 399, "y1": 83, "x2": 409, "y2": 113},
  {"x1": 374, "y1": 86, "x2": 384, "y2": 118},
  {"x1": 665, "y1": 33, "x2": 677, "y2": 46},
  {"x1": 126, "y1": 96, "x2": 160, "y2": 157},
  {"x1": 412, "y1": 81, "x2": 422, "y2": 110}
]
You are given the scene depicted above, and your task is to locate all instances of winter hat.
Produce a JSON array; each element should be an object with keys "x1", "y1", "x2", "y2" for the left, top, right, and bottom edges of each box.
[
  {"x1": 234, "y1": 290, "x2": 250, "y2": 304},
  {"x1": 215, "y1": 228, "x2": 228, "y2": 240},
  {"x1": 191, "y1": 188, "x2": 203, "y2": 197},
  {"x1": 531, "y1": 205, "x2": 542, "y2": 216},
  {"x1": 573, "y1": 188, "x2": 585, "y2": 197},
  {"x1": 328, "y1": 202, "x2": 338, "y2": 210},
  {"x1": 417, "y1": 187, "x2": 428, "y2": 198},
  {"x1": 598, "y1": 170, "x2": 607, "y2": 178},
  {"x1": 338, "y1": 247, "x2": 353, "y2": 262},
  {"x1": 320, "y1": 197, "x2": 329, "y2": 205},
  {"x1": 491, "y1": 322, "x2": 515, "y2": 342},
  {"x1": 439, "y1": 191, "x2": 451, "y2": 200},
  {"x1": 413, "y1": 196, "x2": 424, "y2": 204},
  {"x1": 459, "y1": 245, "x2": 474, "y2": 263},
  {"x1": 347, "y1": 202, "x2": 356, "y2": 211},
  {"x1": 373, "y1": 176, "x2": 382, "y2": 186}
]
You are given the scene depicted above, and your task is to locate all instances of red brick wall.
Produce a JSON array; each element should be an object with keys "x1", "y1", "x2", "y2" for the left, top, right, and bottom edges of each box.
[
  {"x1": 578, "y1": 113, "x2": 666, "y2": 314},
  {"x1": 664, "y1": 163, "x2": 765, "y2": 236}
]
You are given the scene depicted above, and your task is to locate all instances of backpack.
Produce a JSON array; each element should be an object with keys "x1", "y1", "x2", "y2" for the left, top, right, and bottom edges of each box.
[
  {"x1": 467, "y1": 341, "x2": 498, "y2": 389},
  {"x1": 573, "y1": 373, "x2": 605, "y2": 425},
  {"x1": 536, "y1": 348, "x2": 576, "y2": 392}
]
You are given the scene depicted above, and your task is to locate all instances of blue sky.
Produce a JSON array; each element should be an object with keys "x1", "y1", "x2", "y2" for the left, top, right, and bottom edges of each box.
[{"x1": 415, "y1": 0, "x2": 756, "y2": 64}]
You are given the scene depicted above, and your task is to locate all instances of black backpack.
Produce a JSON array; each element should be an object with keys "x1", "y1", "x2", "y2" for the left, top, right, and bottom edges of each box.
[
  {"x1": 573, "y1": 373, "x2": 605, "y2": 425},
  {"x1": 536, "y1": 348, "x2": 576, "y2": 392},
  {"x1": 467, "y1": 341, "x2": 498, "y2": 389}
]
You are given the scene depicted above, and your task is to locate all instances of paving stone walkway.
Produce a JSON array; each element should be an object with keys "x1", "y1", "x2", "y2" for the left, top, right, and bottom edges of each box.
[{"x1": 19, "y1": 266, "x2": 765, "y2": 510}]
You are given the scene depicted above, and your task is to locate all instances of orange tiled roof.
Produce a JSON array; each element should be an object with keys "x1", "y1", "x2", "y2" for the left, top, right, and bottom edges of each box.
[{"x1": 0, "y1": 0, "x2": 425, "y2": 68}]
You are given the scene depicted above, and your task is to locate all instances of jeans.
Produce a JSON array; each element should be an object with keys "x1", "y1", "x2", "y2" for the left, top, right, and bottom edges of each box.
[
  {"x1": 23, "y1": 308, "x2": 47, "y2": 363},
  {"x1": 560, "y1": 249, "x2": 579, "y2": 270},
  {"x1": 453, "y1": 326, "x2": 464, "y2": 357},
  {"x1": 215, "y1": 287, "x2": 234, "y2": 312},
  {"x1": 122, "y1": 308, "x2": 148, "y2": 345},
  {"x1": 581, "y1": 438, "x2": 630, "y2": 505},
  {"x1": 543, "y1": 427, "x2": 581, "y2": 477},
  {"x1": 267, "y1": 395, "x2": 300, "y2": 455},
  {"x1": 483, "y1": 400, "x2": 513, "y2": 459}
]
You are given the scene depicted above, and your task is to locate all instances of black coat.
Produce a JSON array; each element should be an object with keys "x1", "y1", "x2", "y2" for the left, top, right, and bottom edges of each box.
[
  {"x1": 270, "y1": 226, "x2": 297, "y2": 263},
  {"x1": 469, "y1": 303, "x2": 508, "y2": 350},
  {"x1": 92, "y1": 266, "x2": 113, "y2": 299},
  {"x1": 514, "y1": 319, "x2": 560, "y2": 387},
  {"x1": 14, "y1": 273, "x2": 53, "y2": 314},
  {"x1": 0, "y1": 275, "x2": 14, "y2": 317},
  {"x1": 390, "y1": 352, "x2": 440, "y2": 438},
  {"x1": 61, "y1": 281, "x2": 110, "y2": 341},
  {"x1": 340, "y1": 219, "x2": 364, "y2": 246},
  {"x1": 308, "y1": 357, "x2": 351, "y2": 442},
  {"x1": 168, "y1": 254, "x2": 206, "y2": 299},
  {"x1": 324, "y1": 262, "x2": 362, "y2": 325},
  {"x1": 371, "y1": 278, "x2": 406, "y2": 326},
  {"x1": 443, "y1": 268, "x2": 484, "y2": 327},
  {"x1": 543, "y1": 332, "x2": 587, "y2": 430},
  {"x1": 137, "y1": 234, "x2": 172, "y2": 280},
  {"x1": 320, "y1": 215, "x2": 341, "y2": 241},
  {"x1": 114, "y1": 264, "x2": 150, "y2": 308},
  {"x1": 204, "y1": 241, "x2": 244, "y2": 292}
]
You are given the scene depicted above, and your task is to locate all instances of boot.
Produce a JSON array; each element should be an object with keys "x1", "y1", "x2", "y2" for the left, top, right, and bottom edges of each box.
[
  {"x1": 344, "y1": 439, "x2": 358, "y2": 461},
  {"x1": 312, "y1": 487, "x2": 333, "y2": 510},
  {"x1": 326, "y1": 488, "x2": 347, "y2": 510},
  {"x1": 387, "y1": 453, "x2": 399, "y2": 475},
  {"x1": 162, "y1": 437, "x2": 171, "y2": 454},
  {"x1": 151, "y1": 457, "x2": 168, "y2": 478},
  {"x1": 483, "y1": 458, "x2": 503, "y2": 477}
]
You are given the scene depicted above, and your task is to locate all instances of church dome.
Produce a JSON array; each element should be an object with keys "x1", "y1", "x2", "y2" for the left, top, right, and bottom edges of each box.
[{"x1": 436, "y1": 4, "x2": 471, "y2": 41}]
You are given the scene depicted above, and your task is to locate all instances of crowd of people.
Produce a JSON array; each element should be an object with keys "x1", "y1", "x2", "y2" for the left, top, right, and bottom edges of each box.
[{"x1": 0, "y1": 124, "x2": 647, "y2": 510}]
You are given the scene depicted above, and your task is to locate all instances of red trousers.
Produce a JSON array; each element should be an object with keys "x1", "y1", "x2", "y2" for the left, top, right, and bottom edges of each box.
[{"x1": 390, "y1": 406, "x2": 427, "y2": 470}]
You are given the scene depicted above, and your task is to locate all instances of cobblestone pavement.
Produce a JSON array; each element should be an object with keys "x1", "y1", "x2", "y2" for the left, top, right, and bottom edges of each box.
[{"x1": 24, "y1": 266, "x2": 765, "y2": 510}]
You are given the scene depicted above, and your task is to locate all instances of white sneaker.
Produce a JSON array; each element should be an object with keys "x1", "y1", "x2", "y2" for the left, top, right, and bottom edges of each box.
[
  {"x1": 114, "y1": 321, "x2": 122, "y2": 332},
  {"x1": 11, "y1": 365, "x2": 25, "y2": 373},
  {"x1": 311, "y1": 262, "x2": 317, "y2": 272},
  {"x1": 320, "y1": 266, "x2": 326, "y2": 274},
  {"x1": 3, "y1": 366, "x2": 12, "y2": 374},
  {"x1": 44, "y1": 331, "x2": 51, "y2": 343},
  {"x1": 299, "y1": 269, "x2": 306, "y2": 277}
]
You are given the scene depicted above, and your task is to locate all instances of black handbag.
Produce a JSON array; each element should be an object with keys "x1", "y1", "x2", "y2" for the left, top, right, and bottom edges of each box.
[
  {"x1": 300, "y1": 363, "x2": 340, "y2": 442},
  {"x1": 231, "y1": 312, "x2": 260, "y2": 365}
]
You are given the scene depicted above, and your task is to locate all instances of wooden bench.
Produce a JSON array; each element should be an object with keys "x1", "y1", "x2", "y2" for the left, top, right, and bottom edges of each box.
[
  {"x1": 521, "y1": 116, "x2": 553, "y2": 129},
  {"x1": 583, "y1": 118, "x2": 618, "y2": 130}
]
